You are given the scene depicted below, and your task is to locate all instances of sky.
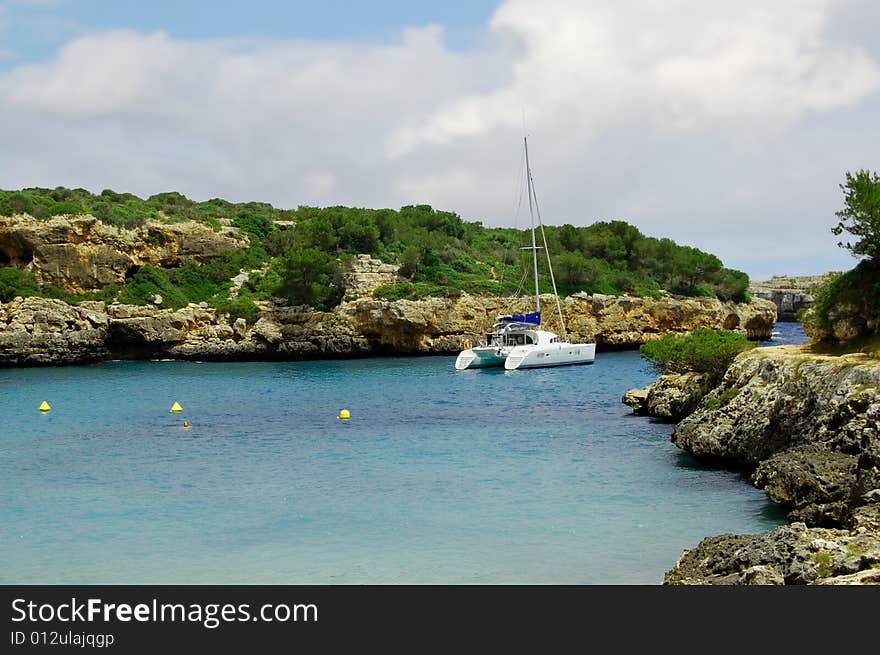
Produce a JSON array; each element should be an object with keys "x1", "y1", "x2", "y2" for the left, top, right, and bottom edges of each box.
[{"x1": 1, "y1": 0, "x2": 878, "y2": 280}]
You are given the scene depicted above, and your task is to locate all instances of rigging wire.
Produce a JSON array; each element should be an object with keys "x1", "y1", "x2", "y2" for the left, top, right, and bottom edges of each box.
[{"x1": 527, "y1": 150, "x2": 568, "y2": 340}]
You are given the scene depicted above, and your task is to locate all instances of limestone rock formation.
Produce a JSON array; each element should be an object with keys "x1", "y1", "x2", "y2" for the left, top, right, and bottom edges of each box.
[
  {"x1": 562, "y1": 293, "x2": 776, "y2": 345},
  {"x1": 671, "y1": 345, "x2": 880, "y2": 526},
  {"x1": 621, "y1": 387, "x2": 649, "y2": 414},
  {"x1": 749, "y1": 274, "x2": 830, "y2": 321},
  {"x1": 803, "y1": 296, "x2": 880, "y2": 343},
  {"x1": 660, "y1": 344, "x2": 880, "y2": 584},
  {"x1": 342, "y1": 254, "x2": 401, "y2": 297},
  {"x1": 622, "y1": 373, "x2": 714, "y2": 422},
  {"x1": 672, "y1": 346, "x2": 880, "y2": 510},
  {"x1": 664, "y1": 506, "x2": 880, "y2": 585},
  {"x1": 0, "y1": 296, "x2": 109, "y2": 365},
  {"x1": 0, "y1": 292, "x2": 777, "y2": 366},
  {"x1": 0, "y1": 214, "x2": 246, "y2": 292}
]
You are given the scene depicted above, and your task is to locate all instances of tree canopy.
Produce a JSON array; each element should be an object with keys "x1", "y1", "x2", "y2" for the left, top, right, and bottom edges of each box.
[
  {"x1": 0, "y1": 187, "x2": 752, "y2": 311},
  {"x1": 802, "y1": 169, "x2": 880, "y2": 340},
  {"x1": 832, "y1": 169, "x2": 880, "y2": 261}
]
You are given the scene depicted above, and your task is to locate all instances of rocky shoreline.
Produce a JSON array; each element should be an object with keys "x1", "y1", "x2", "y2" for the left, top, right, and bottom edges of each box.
[
  {"x1": 625, "y1": 345, "x2": 880, "y2": 584},
  {"x1": 0, "y1": 293, "x2": 776, "y2": 367}
]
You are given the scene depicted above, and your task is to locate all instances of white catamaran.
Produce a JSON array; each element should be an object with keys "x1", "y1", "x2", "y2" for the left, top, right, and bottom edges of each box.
[{"x1": 454, "y1": 137, "x2": 596, "y2": 371}]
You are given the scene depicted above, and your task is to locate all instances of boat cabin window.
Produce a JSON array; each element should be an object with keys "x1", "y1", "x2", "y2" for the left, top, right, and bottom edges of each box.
[{"x1": 506, "y1": 334, "x2": 533, "y2": 345}]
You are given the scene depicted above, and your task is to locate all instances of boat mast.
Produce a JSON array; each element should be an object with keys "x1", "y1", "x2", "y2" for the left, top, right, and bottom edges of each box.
[
  {"x1": 525, "y1": 139, "x2": 569, "y2": 341},
  {"x1": 524, "y1": 136, "x2": 540, "y2": 314}
]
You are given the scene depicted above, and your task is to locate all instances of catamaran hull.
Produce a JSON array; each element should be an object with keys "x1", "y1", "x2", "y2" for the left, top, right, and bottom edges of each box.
[
  {"x1": 503, "y1": 343, "x2": 596, "y2": 370},
  {"x1": 454, "y1": 347, "x2": 508, "y2": 370}
]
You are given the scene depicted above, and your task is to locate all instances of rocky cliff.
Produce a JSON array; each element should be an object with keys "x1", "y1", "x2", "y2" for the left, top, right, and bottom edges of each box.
[
  {"x1": 660, "y1": 345, "x2": 880, "y2": 584},
  {"x1": 0, "y1": 214, "x2": 246, "y2": 291},
  {"x1": 0, "y1": 293, "x2": 776, "y2": 366},
  {"x1": 664, "y1": 505, "x2": 880, "y2": 585},
  {"x1": 749, "y1": 274, "x2": 830, "y2": 321},
  {"x1": 672, "y1": 346, "x2": 880, "y2": 525},
  {"x1": 0, "y1": 296, "x2": 110, "y2": 365}
]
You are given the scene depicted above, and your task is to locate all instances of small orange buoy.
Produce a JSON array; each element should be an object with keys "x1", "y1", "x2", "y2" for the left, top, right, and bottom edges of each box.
[{"x1": 183, "y1": 420, "x2": 190, "y2": 428}]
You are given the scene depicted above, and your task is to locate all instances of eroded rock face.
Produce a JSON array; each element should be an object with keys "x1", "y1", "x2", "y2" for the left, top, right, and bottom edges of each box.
[
  {"x1": 664, "y1": 506, "x2": 880, "y2": 585},
  {"x1": 562, "y1": 293, "x2": 776, "y2": 345},
  {"x1": 361, "y1": 292, "x2": 777, "y2": 349},
  {"x1": 0, "y1": 296, "x2": 109, "y2": 365},
  {"x1": 671, "y1": 345, "x2": 880, "y2": 526},
  {"x1": 342, "y1": 254, "x2": 401, "y2": 297},
  {"x1": 0, "y1": 214, "x2": 247, "y2": 292},
  {"x1": 622, "y1": 373, "x2": 714, "y2": 422},
  {"x1": 0, "y1": 292, "x2": 777, "y2": 366},
  {"x1": 803, "y1": 298, "x2": 880, "y2": 343}
]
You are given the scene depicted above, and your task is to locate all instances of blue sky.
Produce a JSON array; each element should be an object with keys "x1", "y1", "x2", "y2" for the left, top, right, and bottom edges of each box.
[
  {"x1": 1, "y1": 0, "x2": 879, "y2": 279},
  {"x1": 2, "y1": 1, "x2": 501, "y2": 64}
]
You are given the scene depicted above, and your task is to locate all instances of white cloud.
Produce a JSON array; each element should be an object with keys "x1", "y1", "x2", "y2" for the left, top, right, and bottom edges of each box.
[
  {"x1": 0, "y1": 0, "x2": 878, "y2": 279},
  {"x1": 389, "y1": 0, "x2": 880, "y2": 153}
]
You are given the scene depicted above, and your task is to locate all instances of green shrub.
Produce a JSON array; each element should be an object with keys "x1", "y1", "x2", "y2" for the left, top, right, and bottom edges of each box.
[
  {"x1": 116, "y1": 266, "x2": 188, "y2": 308},
  {"x1": 0, "y1": 192, "x2": 34, "y2": 216},
  {"x1": 212, "y1": 295, "x2": 261, "y2": 325},
  {"x1": 49, "y1": 201, "x2": 86, "y2": 216},
  {"x1": 372, "y1": 281, "x2": 453, "y2": 301},
  {"x1": 234, "y1": 210, "x2": 275, "y2": 240},
  {"x1": 811, "y1": 551, "x2": 833, "y2": 578},
  {"x1": 702, "y1": 386, "x2": 741, "y2": 410},
  {"x1": 640, "y1": 328, "x2": 756, "y2": 382},
  {"x1": 0, "y1": 267, "x2": 39, "y2": 302}
]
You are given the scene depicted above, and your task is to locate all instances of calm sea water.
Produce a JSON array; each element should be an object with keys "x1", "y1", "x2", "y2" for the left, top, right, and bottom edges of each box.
[{"x1": 0, "y1": 323, "x2": 806, "y2": 584}]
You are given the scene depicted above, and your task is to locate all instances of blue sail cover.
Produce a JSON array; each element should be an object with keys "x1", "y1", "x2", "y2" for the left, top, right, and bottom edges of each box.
[{"x1": 497, "y1": 311, "x2": 540, "y2": 325}]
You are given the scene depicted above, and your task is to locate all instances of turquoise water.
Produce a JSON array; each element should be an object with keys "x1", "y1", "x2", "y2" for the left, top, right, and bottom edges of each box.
[{"x1": 0, "y1": 325, "x2": 805, "y2": 584}]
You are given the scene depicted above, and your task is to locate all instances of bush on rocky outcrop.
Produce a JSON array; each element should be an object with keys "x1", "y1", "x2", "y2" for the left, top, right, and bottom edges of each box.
[
  {"x1": 639, "y1": 328, "x2": 756, "y2": 383},
  {"x1": 213, "y1": 295, "x2": 261, "y2": 326},
  {"x1": 802, "y1": 259, "x2": 880, "y2": 343},
  {"x1": 802, "y1": 169, "x2": 880, "y2": 343},
  {"x1": 116, "y1": 266, "x2": 189, "y2": 308}
]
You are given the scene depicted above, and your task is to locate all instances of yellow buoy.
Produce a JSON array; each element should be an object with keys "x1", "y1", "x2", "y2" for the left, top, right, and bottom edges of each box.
[
  {"x1": 339, "y1": 409, "x2": 350, "y2": 420},
  {"x1": 170, "y1": 401, "x2": 183, "y2": 413},
  {"x1": 38, "y1": 400, "x2": 51, "y2": 412}
]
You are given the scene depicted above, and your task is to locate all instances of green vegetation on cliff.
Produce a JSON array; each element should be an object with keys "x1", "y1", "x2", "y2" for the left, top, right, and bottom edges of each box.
[
  {"x1": 0, "y1": 187, "x2": 750, "y2": 310},
  {"x1": 803, "y1": 169, "x2": 880, "y2": 341},
  {"x1": 640, "y1": 328, "x2": 756, "y2": 382},
  {"x1": 0, "y1": 267, "x2": 38, "y2": 303}
]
